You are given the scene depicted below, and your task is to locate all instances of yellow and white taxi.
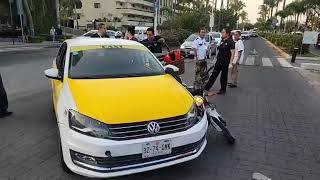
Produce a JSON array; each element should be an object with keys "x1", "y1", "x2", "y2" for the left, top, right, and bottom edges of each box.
[{"x1": 44, "y1": 38, "x2": 208, "y2": 178}]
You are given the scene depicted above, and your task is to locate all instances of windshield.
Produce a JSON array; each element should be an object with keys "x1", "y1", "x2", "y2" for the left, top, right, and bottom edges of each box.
[
  {"x1": 68, "y1": 45, "x2": 164, "y2": 79},
  {"x1": 186, "y1": 34, "x2": 198, "y2": 41},
  {"x1": 213, "y1": 33, "x2": 221, "y2": 38}
]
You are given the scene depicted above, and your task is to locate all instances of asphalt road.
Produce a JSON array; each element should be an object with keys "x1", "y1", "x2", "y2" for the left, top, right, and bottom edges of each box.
[{"x1": 1, "y1": 38, "x2": 320, "y2": 180}]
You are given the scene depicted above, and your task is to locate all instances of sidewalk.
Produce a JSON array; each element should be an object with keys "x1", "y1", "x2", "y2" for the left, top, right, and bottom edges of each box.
[
  {"x1": 0, "y1": 41, "x2": 61, "y2": 48},
  {"x1": 309, "y1": 45, "x2": 320, "y2": 57}
]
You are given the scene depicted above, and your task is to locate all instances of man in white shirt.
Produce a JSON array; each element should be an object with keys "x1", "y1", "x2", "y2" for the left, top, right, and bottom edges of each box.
[
  {"x1": 228, "y1": 30, "x2": 244, "y2": 88},
  {"x1": 192, "y1": 27, "x2": 207, "y2": 90}
]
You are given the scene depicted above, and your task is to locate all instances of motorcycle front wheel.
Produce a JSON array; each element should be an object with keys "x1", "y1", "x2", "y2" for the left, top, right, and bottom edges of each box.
[{"x1": 209, "y1": 117, "x2": 235, "y2": 145}]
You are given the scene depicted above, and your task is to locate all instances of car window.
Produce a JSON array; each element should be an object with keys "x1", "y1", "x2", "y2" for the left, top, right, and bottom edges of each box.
[
  {"x1": 56, "y1": 43, "x2": 67, "y2": 78},
  {"x1": 186, "y1": 34, "x2": 198, "y2": 41},
  {"x1": 213, "y1": 33, "x2": 221, "y2": 38},
  {"x1": 69, "y1": 46, "x2": 165, "y2": 79},
  {"x1": 205, "y1": 35, "x2": 210, "y2": 42}
]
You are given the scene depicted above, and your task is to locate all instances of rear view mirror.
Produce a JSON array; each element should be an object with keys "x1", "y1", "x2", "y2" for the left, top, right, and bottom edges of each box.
[{"x1": 165, "y1": 65, "x2": 181, "y2": 83}]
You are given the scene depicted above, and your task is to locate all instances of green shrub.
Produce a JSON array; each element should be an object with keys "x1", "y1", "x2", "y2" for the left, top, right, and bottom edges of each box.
[
  {"x1": 160, "y1": 29, "x2": 192, "y2": 47},
  {"x1": 259, "y1": 32, "x2": 309, "y2": 55},
  {"x1": 28, "y1": 36, "x2": 44, "y2": 43}
]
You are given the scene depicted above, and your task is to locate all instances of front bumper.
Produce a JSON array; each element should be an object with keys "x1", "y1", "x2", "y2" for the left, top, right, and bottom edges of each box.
[{"x1": 59, "y1": 114, "x2": 208, "y2": 178}]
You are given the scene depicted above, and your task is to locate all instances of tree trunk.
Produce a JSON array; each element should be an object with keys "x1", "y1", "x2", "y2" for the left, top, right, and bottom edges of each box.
[
  {"x1": 22, "y1": 0, "x2": 35, "y2": 36},
  {"x1": 214, "y1": 0, "x2": 217, "y2": 11},
  {"x1": 296, "y1": 13, "x2": 300, "y2": 30},
  {"x1": 226, "y1": 0, "x2": 229, "y2": 10},
  {"x1": 270, "y1": 7, "x2": 274, "y2": 19}
]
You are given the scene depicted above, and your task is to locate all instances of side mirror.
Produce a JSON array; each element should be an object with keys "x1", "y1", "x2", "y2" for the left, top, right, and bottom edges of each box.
[
  {"x1": 44, "y1": 68, "x2": 61, "y2": 80},
  {"x1": 165, "y1": 65, "x2": 181, "y2": 83}
]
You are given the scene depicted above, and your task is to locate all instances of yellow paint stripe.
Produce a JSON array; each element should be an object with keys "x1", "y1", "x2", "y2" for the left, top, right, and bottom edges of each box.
[{"x1": 70, "y1": 45, "x2": 147, "y2": 52}]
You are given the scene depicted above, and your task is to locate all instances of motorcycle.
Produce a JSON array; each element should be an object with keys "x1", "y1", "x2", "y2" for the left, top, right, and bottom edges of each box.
[{"x1": 165, "y1": 64, "x2": 236, "y2": 144}]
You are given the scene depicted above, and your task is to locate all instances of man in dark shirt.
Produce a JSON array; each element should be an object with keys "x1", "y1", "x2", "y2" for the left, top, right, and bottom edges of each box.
[
  {"x1": 141, "y1": 27, "x2": 164, "y2": 53},
  {"x1": 0, "y1": 73, "x2": 12, "y2": 118},
  {"x1": 91, "y1": 23, "x2": 109, "y2": 38},
  {"x1": 204, "y1": 28, "x2": 235, "y2": 95}
]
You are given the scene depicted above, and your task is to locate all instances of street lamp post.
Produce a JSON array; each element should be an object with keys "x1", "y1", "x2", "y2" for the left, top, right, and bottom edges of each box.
[{"x1": 8, "y1": 0, "x2": 15, "y2": 45}]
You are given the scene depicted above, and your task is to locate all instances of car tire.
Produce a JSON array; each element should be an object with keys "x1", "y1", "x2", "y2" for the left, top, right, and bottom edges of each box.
[{"x1": 57, "y1": 126, "x2": 73, "y2": 174}]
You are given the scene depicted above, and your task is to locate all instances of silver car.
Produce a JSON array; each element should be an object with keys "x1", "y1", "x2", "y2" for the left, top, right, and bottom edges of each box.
[{"x1": 180, "y1": 34, "x2": 217, "y2": 58}]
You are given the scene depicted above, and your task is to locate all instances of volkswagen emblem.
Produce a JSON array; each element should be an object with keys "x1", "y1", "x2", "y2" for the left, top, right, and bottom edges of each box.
[{"x1": 147, "y1": 122, "x2": 160, "y2": 134}]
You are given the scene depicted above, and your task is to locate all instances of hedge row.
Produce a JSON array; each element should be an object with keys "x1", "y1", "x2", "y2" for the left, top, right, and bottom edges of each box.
[
  {"x1": 259, "y1": 32, "x2": 309, "y2": 54},
  {"x1": 27, "y1": 35, "x2": 73, "y2": 43}
]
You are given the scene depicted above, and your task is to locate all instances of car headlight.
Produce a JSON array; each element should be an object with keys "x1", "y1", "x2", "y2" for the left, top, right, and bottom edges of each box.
[
  {"x1": 68, "y1": 110, "x2": 110, "y2": 139},
  {"x1": 180, "y1": 45, "x2": 185, "y2": 49},
  {"x1": 187, "y1": 104, "x2": 199, "y2": 126}
]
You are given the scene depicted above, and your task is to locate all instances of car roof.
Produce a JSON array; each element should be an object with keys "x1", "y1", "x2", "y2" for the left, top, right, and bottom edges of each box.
[{"x1": 64, "y1": 38, "x2": 142, "y2": 47}]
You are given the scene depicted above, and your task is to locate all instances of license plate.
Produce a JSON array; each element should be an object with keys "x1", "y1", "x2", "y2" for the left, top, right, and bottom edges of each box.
[{"x1": 142, "y1": 139, "x2": 171, "y2": 158}]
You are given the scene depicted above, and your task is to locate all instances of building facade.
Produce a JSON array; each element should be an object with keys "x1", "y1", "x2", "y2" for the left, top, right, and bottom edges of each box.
[{"x1": 75, "y1": 0, "x2": 172, "y2": 31}]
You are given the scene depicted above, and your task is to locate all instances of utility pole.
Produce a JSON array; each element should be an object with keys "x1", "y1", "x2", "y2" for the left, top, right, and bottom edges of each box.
[
  {"x1": 8, "y1": 0, "x2": 15, "y2": 45},
  {"x1": 218, "y1": 0, "x2": 224, "y2": 31}
]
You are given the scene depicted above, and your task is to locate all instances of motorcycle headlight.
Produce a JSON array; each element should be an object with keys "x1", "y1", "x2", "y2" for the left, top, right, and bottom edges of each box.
[
  {"x1": 180, "y1": 45, "x2": 185, "y2": 49},
  {"x1": 187, "y1": 104, "x2": 199, "y2": 126},
  {"x1": 68, "y1": 110, "x2": 110, "y2": 139},
  {"x1": 194, "y1": 96, "x2": 204, "y2": 107}
]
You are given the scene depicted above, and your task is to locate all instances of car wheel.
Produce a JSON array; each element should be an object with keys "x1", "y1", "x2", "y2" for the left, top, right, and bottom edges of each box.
[{"x1": 57, "y1": 127, "x2": 72, "y2": 174}]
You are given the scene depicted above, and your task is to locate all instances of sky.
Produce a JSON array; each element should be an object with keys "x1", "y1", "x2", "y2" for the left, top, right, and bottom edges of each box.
[{"x1": 215, "y1": 0, "x2": 294, "y2": 23}]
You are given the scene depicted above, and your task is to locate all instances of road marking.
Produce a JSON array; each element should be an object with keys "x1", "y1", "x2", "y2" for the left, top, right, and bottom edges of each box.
[
  {"x1": 245, "y1": 56, "x2": 255, "y2": 65},
  {"x1": 253, "y1": 172, "x2": 271, "y2": 180},
  {"x1": 277, "y1": 58, "x2": 293, "y2": 68},
  {"x1": 262, "y1": 57, "x2": 273, "y2": 67}
]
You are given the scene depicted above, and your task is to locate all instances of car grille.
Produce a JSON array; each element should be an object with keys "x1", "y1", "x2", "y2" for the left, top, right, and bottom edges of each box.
[
  {"x1": 70, "y1": 135, "x2": 206, "y2": 173},
  {"x1": 108, "y1": 115, "x2": 195, "y2": 140}
]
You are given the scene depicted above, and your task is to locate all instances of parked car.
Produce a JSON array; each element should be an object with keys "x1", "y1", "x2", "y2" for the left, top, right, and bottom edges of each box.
[
  {"x1": 134, "y1": 26, "x2": 149, "y2": 41},
  {"x1": 81, "y1": 30, "x2": 116, "y2": 38},
  {"x1": 209, "y1": 31, "x2": 222, "y2": 46},
  {"x1": 241, "y1": 31, "x2": 251, "y2": 40},
  {"x1": 180, "y1": 34, "x2": 216, "y2": 58},
  {"x1": 44, "y1": 38, "x2": 207, "y2": 178}
]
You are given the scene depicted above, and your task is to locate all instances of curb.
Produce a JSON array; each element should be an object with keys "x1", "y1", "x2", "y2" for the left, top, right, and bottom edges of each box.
[
  {"x1": 0, "y1": 43, "x2": 62, "y2": 49},
  {"x1": 260, "y1": 36, "x2": 291, "y2": 59}
]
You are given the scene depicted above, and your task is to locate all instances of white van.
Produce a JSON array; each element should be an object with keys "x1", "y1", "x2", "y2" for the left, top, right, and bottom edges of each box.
[{"x1": 134, "y1": 26, "x2": 149, "y2": 41}]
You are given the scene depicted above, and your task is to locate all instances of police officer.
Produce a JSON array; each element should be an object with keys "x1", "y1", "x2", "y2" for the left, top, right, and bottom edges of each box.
[
  {"x1": 0, "y1": 73, "x2": 12, "y2": 118},
  {"x1": 204, "y1": 28, "x2": 235, "y2": 95},
  {"x1": 192, "y1": 27, "x2": 208, "y2": 91}
]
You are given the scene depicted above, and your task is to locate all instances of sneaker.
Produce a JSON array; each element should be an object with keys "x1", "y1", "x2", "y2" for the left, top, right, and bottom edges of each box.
[
  {"x1": 229, "y1": 84, "x2": 237, "y2": 88},
  {"x1": 0, "y1": 111, "x2": 13, "y2": 118}
]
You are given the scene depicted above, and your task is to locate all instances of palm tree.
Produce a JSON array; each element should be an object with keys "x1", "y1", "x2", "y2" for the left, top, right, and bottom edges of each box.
[
  {"x1": 264, "y1": 0, "x2": 277, "y2": 19},
  {"x1": 22, "y1": 0, "x2": 35, "y2": 36},
  {"x1": 259, "y1": 4, "x2": 269, "y2": 21},
  {"x1": 279, "y1": 0, "x2": 286, "y2": 29},
  {"x1": 275, "y1": 0, "x2": 282, "y2": 15},
  {"x1": 239, "y1": 10, "x2": 247, "y2": 30},
  {"x1": 286, "y1": 0, "x2": 306, "y2": 30}
]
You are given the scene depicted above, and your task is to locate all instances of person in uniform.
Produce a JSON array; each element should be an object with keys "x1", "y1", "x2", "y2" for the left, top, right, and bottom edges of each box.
[
  {"x1": 192, "y1": 27, "x2": 208, "y2": 92},
  {"x1": 204, "y1": 28, "x2": 235, "y2": 95},
  {"x1": 228, "y1": 30, "x2": 244, "y2": 88},
  {"x1": 0, "y1": 73, "x2": 12, "y2": 118},
  {"x1": 91, "y1": 23, "x2": 109, "y2": 38},
  {"x1": 141, "y1": 28, "x2": 164, "y2": 53}
]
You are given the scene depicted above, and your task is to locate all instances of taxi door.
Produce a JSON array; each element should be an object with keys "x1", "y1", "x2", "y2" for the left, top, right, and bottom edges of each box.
[{"x1": 52, "y1": 43, "x2": 67, "y2": 111}]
